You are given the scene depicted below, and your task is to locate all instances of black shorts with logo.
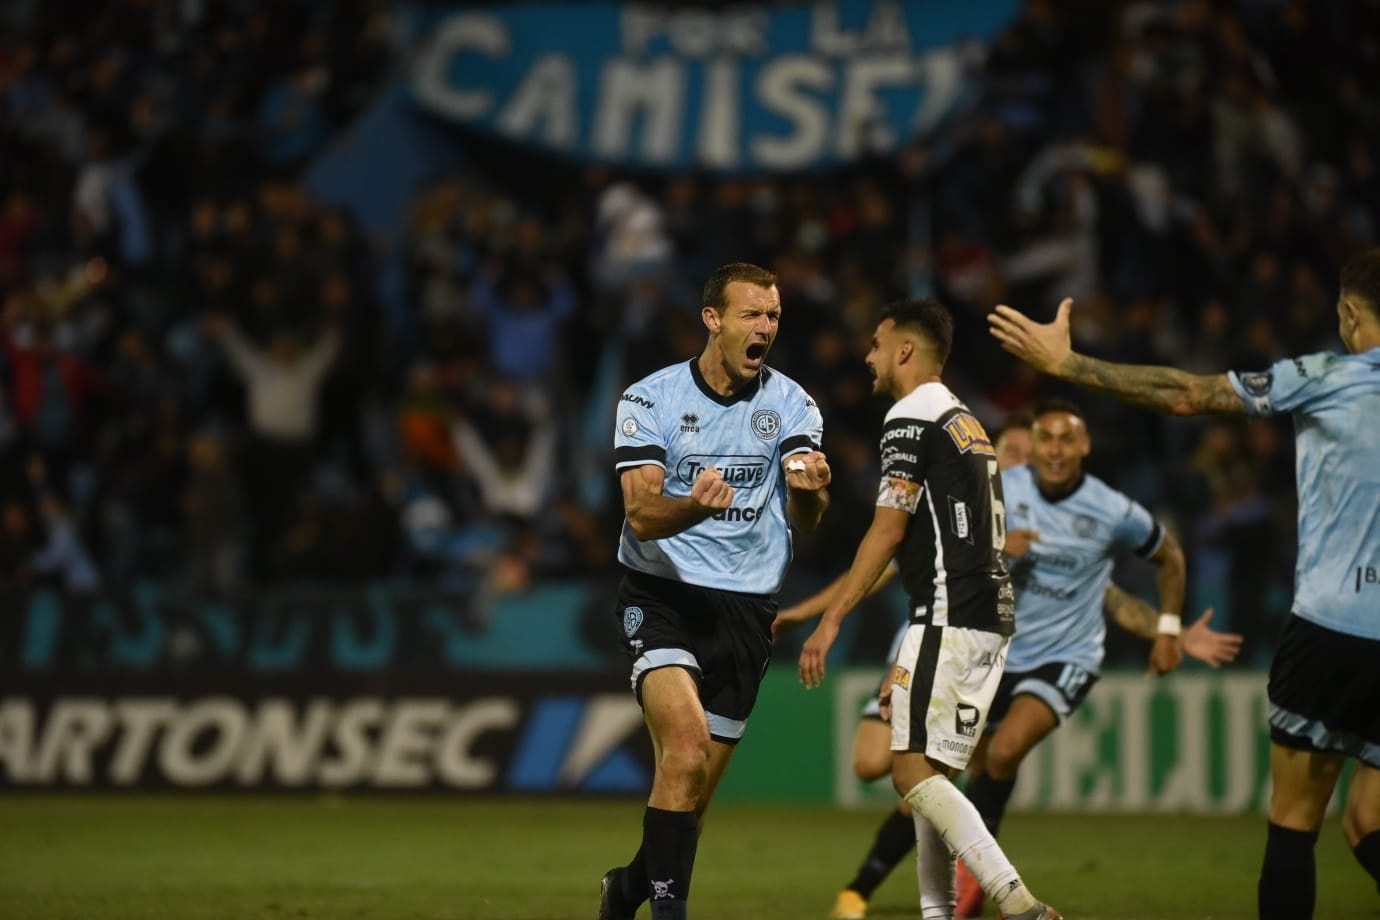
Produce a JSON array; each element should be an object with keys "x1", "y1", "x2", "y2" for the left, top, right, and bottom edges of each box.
[
  {"x1": 1268, "y1": 614, "x2": 1380, "y2": 768},
  {"x1": 614, "y1": 568, "x2": 776, "y2": 745},
  {"x1": 986, "y1": 660, "x2": 1099, "y2": 730}
]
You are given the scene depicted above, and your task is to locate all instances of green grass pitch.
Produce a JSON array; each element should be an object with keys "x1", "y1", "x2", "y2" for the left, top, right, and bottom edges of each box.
[{"x1": 0, "y1": 796, "x2": 1375, "y2": 919}]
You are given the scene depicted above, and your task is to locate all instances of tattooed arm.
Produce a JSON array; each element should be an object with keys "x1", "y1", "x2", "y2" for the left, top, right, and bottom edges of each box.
[
  {"x1": 1104, "y1": 584, "x2": 1245, "y2": 668},
  {"x1": 1054, "y1": 354, "x2": 1246, "y2": 417},
  {"x1": 988, "y1": 299, "x2": 1248, "y2": 417},
  {"x1": 1103, "y1": 583, "x2": 1159, "y2": 639}
]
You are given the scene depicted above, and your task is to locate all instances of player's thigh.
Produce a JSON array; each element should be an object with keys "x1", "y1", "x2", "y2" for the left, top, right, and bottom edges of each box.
[
  {"x1": 852, "y1": 718, "x2": 894, "y2": 781},
  {"x1": 1343, "y1": 763, "x2": 1380, "y2": 845},
  {"x1": 983, "y1": 661, "x2": 1096, "y2": 773},
  {"x1": 695, "y1": 586, "x2": 776, "y2": 746},
  {"x1": 985, "y1": 695, "x2": 1059, "y2": 777},
  {"x1": 617, "y1": 570, "x2": 704, "y2": 703},
  {"x1": 641, "y1": 666, "x2": 711, "y2": 762},
  {"x1": 889, "y1": 623, "x2": 1007, "y2": 774},
  {"x1": 1267, "y1": 614, "x2": 1380, "y2": 832},
  {"x1": 1269, "y1": 742, "x2": 1346, "y2": 832}
]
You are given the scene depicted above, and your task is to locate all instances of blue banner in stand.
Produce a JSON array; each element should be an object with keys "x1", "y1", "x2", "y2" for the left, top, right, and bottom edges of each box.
[{"x1": 408, "y1": 0, "x2": 1020, "y2": 173}]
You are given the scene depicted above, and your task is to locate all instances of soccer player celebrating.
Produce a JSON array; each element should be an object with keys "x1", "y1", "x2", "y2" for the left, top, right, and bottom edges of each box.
[
  {"x1": 798, "y1": 299, "x2": 1061, "y2": 920},
  {"x1": 602, "y1": 263, "x2": 831, "y2": 920},
  {"x1": 988, "y1": 247, "x2": 1380, "y2": 920}
]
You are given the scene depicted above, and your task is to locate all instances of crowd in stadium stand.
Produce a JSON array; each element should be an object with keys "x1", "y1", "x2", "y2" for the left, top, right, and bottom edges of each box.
[{"x1": 2, "y1": 0, "x2": 1378, "y2": 664}]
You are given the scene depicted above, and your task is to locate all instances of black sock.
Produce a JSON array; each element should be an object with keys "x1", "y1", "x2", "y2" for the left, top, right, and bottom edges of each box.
[
  {"x1": 1354, "y1": 830, "x2": 1380, "y2": 892},
  {"x1": 619, "y1": 845, "x2": 649, "y2": 908},
  {"x1": 643, "y1": 806, "x2": 698, "y2": 920},
  {"x1": 965, "y1": 773, "x2": 1017, "y2": 837},
  {"x1": 1259, "y1": 822, "x2": 1318, "y2": 920},
  {"x1": 844, "y1": 809, "x2": 915, "y2": 898}
]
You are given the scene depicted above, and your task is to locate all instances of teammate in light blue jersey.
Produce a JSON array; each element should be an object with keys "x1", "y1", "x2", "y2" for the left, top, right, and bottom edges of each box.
[
  {"x1": 1229, "y1": 352, "x2": 1380, "y2": 639},
  {"x1": 601, "y1": 263, "x2": 831, "y2": 920},
  {"x1": 954, "y1": 399, "x2": 1191, "y2": 917},
  {"x1": 989, "y1": 247, "x2": 1380, "y2": 920},
  {"x1": 1000, "y1": 446, "x2": 1169, "y2": 678}
]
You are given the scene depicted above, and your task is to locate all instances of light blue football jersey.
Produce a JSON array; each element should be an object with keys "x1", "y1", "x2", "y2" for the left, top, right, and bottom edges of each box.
[
  {"x1": 614, "y1": 359, "x2": 822, "y2": 594},
  {"x1": 1001, "y1": 465, "x2": 1164, "y2": 673},
  {"x1": 1228, "y1": 348, "x2": 1380, "y2": 640}
]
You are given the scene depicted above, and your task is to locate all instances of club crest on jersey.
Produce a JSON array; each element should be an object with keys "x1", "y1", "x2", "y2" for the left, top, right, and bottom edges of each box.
[
  {"x1": 623, "y1": 606, "x2": 644, "y2": 637},
  {"x1": 1074, "y1": 514, "x2": 1098, "y2": 538},
  {"x1": 943, "y1": 413, "x2": 994, "y2": 456},
  {"x1": 750, "y1": 409, "x2": 781, "y2": 440}
]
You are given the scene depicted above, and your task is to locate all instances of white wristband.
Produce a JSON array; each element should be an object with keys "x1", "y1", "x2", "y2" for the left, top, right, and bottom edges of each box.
[{"x1": 1157, "y1": 614, "x2": 1181, "y2": 637}]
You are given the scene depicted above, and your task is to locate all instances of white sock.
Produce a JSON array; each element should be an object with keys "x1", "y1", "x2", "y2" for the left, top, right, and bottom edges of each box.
[
  {"x1": 903, "y1": 775, "x2": 1038, "y2": 917},
  {"x1": 914, "y1": 814, "x2": 955, "y2": 920}
]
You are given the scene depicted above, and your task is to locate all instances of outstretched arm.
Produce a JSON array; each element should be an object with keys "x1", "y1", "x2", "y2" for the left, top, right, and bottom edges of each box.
[
  {"x1": 1104, "y1": 584, "x2": 1243, "y2": 668},
  {"x1": 988, "y1": 299, "x2": 1248, "y2": 416},
  {"x1": 773, "y1": 563, "x2": 898, "y2": 642},
  {"x1": 798, "y1": 505, "x2": 909, "y2": 688}
]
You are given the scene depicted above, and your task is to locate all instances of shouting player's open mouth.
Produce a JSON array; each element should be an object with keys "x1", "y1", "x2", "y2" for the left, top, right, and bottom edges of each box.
[{"x1": 744, "y1": 341, "x2": 769, "y2": 370}]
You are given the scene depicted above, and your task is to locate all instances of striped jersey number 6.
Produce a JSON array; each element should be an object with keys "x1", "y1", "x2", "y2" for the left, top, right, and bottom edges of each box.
[{"x1": 987, "y1": 459, "x2": 1006, "y2": 551}]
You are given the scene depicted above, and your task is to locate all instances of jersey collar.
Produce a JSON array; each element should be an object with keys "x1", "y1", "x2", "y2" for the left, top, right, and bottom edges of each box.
[
  {"x1": 689, "y1": 357, "x2": 765, "y2": 406},
  {"x1": 1036, "y1": 471, "x2": 1086, "y2": 504}
]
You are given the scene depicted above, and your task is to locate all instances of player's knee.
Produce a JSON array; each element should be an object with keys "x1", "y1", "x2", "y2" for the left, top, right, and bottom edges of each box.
[
  {"x1": 983, "y1": 736, "x2": 1026, "y2": 780},
  {"x1": 1268, "y1": 786, "x2": 1328, "y2": 833},
  {"x1": 1343, "y1": 800, "x2": 1380, "y2": 847},
  {"x1": 658, "y1": 735, "x2": 711, "y2": 789},
  {"x1": 852, "y1": 744, "x2": 892, "y2": 781}
]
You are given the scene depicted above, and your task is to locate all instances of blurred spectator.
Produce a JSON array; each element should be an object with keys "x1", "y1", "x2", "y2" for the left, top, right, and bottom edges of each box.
[
  {"x1": 0, "y1": 0, "x2": 1374, "y2": 675},
  {"x1": 468, "y1": 264, "x2": 577, "y2": 386},
  {"x1": 451, "y1": 378, "x2": 557, "y2": 521},
  {"x1": 205, "y1": 313, "x2": 340, "y2": 573},
  {"x1": 25, "y1": 456, "x2": 99, "y2": 593}
]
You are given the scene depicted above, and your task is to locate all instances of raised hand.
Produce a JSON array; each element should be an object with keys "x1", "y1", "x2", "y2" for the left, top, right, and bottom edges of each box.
[{"x1": 988, "y1": 298, "x2": 1075, "y2": 374}]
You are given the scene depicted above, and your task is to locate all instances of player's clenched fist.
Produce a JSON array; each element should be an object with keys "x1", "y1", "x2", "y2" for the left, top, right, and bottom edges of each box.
[
  {"x1": 784, "y1": 450, "x2": 831, "y2": 491},
  {"x1": 691, "y1": 466, "x2": 735, "y2": 512}
]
